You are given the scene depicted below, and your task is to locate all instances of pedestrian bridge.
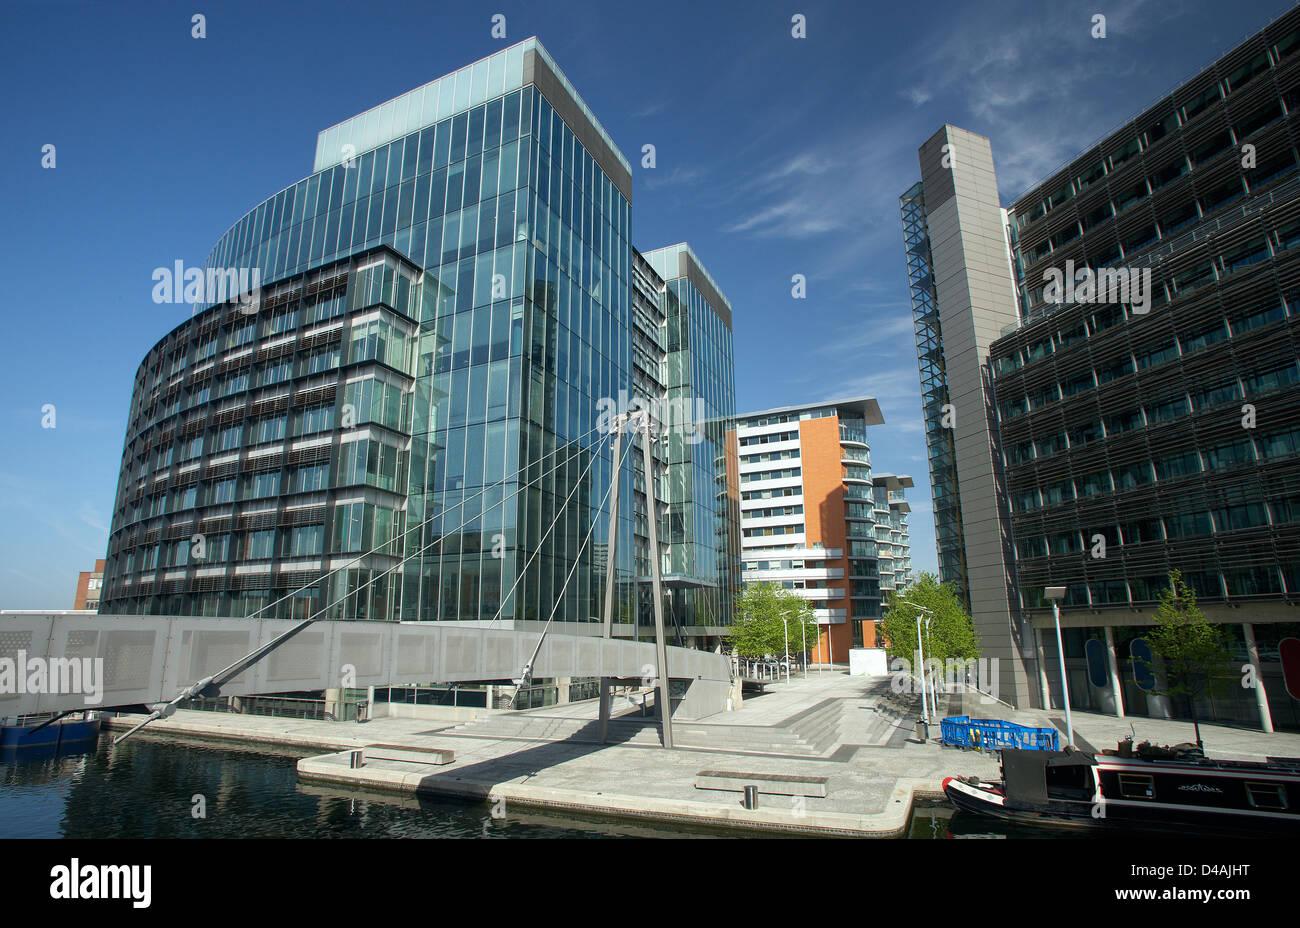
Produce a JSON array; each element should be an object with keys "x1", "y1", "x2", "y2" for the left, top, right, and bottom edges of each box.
[{"x1": 0, "y1": 611, "x2": 733, "y2": 720}]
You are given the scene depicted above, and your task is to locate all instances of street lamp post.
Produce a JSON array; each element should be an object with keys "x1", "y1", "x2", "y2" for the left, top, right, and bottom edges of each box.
[
  {"x1": 911, "y1": 603, "x2": 936, "y2": 721},
  {"x1": 782, "y1": 614, "x2": 790, "y2": 685},
  {"x1": 800, "y1": 614, "x2": 807, "y2": 677},
  {"x1": 915, "y1": 611, "x2": 930, "y2": 723},
  {"x1": 1045, "y1": 585, "x2": 1073, "y2": 749}
]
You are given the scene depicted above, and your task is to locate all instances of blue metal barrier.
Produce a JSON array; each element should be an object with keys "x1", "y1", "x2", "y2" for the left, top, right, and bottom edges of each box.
[{"x1": 940, "y1": 716, "x2": 1059, "y2": 751}]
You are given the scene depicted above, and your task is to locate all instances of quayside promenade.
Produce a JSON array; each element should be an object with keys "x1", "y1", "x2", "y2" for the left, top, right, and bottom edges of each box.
[{"x1": 106, "y1": 672, "x2": 1300, "y2": 836}]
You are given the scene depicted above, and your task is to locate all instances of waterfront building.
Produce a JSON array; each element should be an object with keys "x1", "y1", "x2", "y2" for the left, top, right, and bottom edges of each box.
[
  {"x1": 900, "y1": 8, "x2": 1300, "y2": 729},
  {"x1": 729, "y1": 399, "x2": 913, "y2": 661},
  {"x1": 99, "y1": 39, "x2": 738, "y2": 649},
  {"x1": 73, "y1": 559, "x2": 105, "y2": 611}
]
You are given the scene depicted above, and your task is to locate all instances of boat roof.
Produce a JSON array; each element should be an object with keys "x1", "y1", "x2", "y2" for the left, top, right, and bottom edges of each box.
[{"x1": 1002, "y1": 748, "x2": 1096, "y2": 805}]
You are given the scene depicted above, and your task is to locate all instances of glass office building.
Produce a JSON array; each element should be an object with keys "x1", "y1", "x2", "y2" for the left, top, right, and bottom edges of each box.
[
  {"x1": 100, "y1": 39, "x2": 737, "y2": 647},
  {"x1": 899, "y1": 8, "x2": 1300, "y2": 728},
  {"x1": 644, "y1": 244, "x2": 739, "y2": 637}
]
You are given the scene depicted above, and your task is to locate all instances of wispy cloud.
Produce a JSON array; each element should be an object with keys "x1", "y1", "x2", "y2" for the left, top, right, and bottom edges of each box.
[
  {"x1": 630, "y1": 99, "x2": 668, "y2": 119},
  {"x1": 643, "y1": 164, "x2": 707, "y2": 190}
]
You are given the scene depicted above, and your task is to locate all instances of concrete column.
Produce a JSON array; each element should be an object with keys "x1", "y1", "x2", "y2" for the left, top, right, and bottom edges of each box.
[
  {"x1": 1243, "y1": 622, "x2": 1274, "y2": 734},
  {"x1": 555, "y1": 676, "x2": 571, "y2": 705},
  {"x1": 598, "y1": 677, "x2": 612, "y2": 743},
  {"x1": 1036, "y1": 627, "x2": 1052, "y2": 710},
  {"x1": 1104, "y1": 626, "x2": 1124, "y2": 718}
]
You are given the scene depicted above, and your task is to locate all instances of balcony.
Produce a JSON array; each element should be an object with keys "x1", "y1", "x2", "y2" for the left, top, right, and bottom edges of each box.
[{"x1": 839, "y1": 425, "x2": 869, "y2": 448}]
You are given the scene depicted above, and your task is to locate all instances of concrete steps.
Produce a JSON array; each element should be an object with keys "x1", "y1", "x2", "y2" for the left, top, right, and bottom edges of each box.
[{"x1": 442, "y1": 693, "x2": 906, "y2": 756}]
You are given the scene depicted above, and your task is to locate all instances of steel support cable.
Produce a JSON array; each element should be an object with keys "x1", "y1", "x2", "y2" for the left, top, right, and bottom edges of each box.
[
  {"x1": 111, "y1": 428, "x2": 614, "y2": 745},
  {"x1": 483, "y1": 431, "x2": 627, "y2": 630},
  {"x1": 509, "y1": 431, "x2": 633, "y2": 695},
  {"x1": 305, "y1": 422, "x2": 616, "y2": 623},
  {"x1": 245, "y1": 419, "x2": 613, "y2": 620}
]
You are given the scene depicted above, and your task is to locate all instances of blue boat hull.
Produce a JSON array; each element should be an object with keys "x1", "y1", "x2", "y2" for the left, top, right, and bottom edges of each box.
[{"x1": 0, "y1": 718, "x2": 101, "y2": 749}]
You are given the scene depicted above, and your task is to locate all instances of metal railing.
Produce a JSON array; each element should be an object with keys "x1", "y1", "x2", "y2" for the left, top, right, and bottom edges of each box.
[
  {"x1": 734, "y1": 658, "x2": 786, "y2": 681},
  {"x1": 182, "y1": 694, "x2": 368, "y2": 721}
]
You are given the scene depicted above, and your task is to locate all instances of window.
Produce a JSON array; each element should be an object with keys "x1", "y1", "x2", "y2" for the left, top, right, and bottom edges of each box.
[
  {"x1": 1220, "y1": 239, "x2": 1269, "y2": 274},
  {"x1": 292, "y1": 464, "x2": 329, "y2": 493},
  {"x1": 1201, "y1": 179, "x2": 1244, "y2": 213},
  {"x1": 1109, "y1": 137, "x2": 1141, "y2": 171},
  {"x1": 1106, "y1": 409, "x2": 1144, "y2": 435},
  {"x1": 1160, "y1": 201, "x2": 1199, "y2": 235},
  {"x1": 1213, "y1": 502, "x2": 1269, "y2": 532},
  {"x1": 1114, "y1": 181, "x2": 1149, "y2": 214},
  {"x1": 260, "y1": 360, "x2": 293, "y2": 386},
  {"x1": 1179, "y1": 320, "x2": 1228, "y2": 354},
  {"x1": 1156, "y1": 449, "x2": 1201, "y2": 480},
  {"x1": 1123, "y1": 519, "x2": 1163, "y2": 544},
  {"x1": 1258, "y1": 427, "x2": 1300, "y2": 459},
  {"x1": 247, "y1": 472, "x2": 281, "y2": 498},
  {"x1": 1181, "y1": 84, "x2": 1221, "y2": 122},
  {"x1": 1077, "y1": 472, "x2": 1112, "y2": 497},
  {"x1": 1113, "y1": 462, "x2": 1153, "y2": 489},
  {"x1": 1042, "y1": 480, "x2": 1074, "y2": 506},
  {"x1": 227, "y1": 323, "x2": 256, "y2": 349},
  {"x1": 1235, "y1": 100, "x2": 1285, "y2": 141},
  {"x1": 1189, "y1": 132, "x2": 1230, "y2": 166},
  {"x1": 252, "y1": 416, "x2": 287, "y2": 444},
  {"x1": 1228, "y1": 299, "x2": 1285, "y2": 334},
  {"x1": 1096, "y1": 355, "x2": 1135, "y2": 384},
  {"x1": 1117, "y1": 773, "x2": 1155, "y2": 799},
  {"x1": 1169, "y1": 511, "x2": 1213, "y2": 537},
  {"x1": 245, "y1": 530, "x2": 276, "y2": 559},
  {"x1": 1090, "y1": 305, "x2": 1127, "y2": 336},
  {"x1": 1049, "y1": 531, "x2": 1082, "y2": 554},
  {"x1": 1194, "y1": 379, "x2": 1240, "y2": 410},
  {"x1": 293, "y1": 404, "x2": 336, "y2": 436},
  {"x1": 214, "y1": 425, "x2": 242, "y2": 452},
  {"x1": 1244, "y1": 362, "x2": 1299, "y2": 395},
  {"x1": 1135, "y1": 341, "x2": 1178, "y2": 370},
  {"x1": 1067, "y1": 420, "x2": 1101, "y2": 447},
  {"x1": 1146, "y1": 395, "x2": 1189, "y2": 422},
  {"x1": 1204, "y1": 439, "x2": 1255, "y2": 469},
  {"x1": 1244, "y1": 782, "x2": 1288, "y2": 811},
  {"x1": 219, "y1": 371, "x2": 250, "y2": 397},
  {"x1": 288, "y1": 525, "x2": 324, "y2": 557},
  {"x1": 1226, "y1": 52, "x2": 1271, "y2": 93}
]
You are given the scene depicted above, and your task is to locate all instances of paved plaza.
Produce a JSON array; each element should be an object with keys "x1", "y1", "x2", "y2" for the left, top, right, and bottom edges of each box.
[{"x1": 107, "y1": 671, "x2": 1300, "y2": 836}]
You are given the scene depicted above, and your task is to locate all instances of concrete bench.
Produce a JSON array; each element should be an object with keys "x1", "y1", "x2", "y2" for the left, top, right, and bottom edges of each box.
[
  {"x1": 359, "y1": 744, "x2": 455, "y2": 766},
  {"x1": 694, "y1": 769, "x2": 829, "y2": 798}
]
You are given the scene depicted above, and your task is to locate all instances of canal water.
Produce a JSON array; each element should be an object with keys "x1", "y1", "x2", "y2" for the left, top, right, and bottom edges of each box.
[{"x1": 0, "y1": 734, "x2": 1070, "y2": 839}]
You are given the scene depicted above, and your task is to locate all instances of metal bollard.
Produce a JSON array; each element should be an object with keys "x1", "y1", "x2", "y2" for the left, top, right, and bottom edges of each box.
[
  {"x1": 349, "y1": 749, "x2": 364, "y2": 768},
  {"x1": 743, "y1": 785, "x2": 758, "y2": 810},
  {"x1": 915, "y1": 720, "x2": 928, "y2": 743}
]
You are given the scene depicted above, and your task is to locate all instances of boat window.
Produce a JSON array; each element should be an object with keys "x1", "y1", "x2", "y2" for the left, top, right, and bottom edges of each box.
[
  {"x1": 1045, "y1": 764, "x2": 1094, "y2": 799},
  {"x1": 1244, "y1": 782, "x2": 1288, "y2": 811},
  {"x1": 1117, "y1": 773, "x2": 1155, "y2": 798}
]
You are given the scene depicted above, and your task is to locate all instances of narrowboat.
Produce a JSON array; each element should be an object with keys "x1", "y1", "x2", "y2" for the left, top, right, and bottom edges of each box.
[{"x1": 943, "y1": 738, "x2": 1300, "y2": 835}]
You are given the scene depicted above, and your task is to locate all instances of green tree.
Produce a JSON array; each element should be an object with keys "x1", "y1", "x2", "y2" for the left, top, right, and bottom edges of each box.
[
  {"x1": 1137, "y1": 570, "x2": 1233, "y2": 749},
  {"x1": 727, "y1": 582, "x2": 819, "y2": 659},
  {"x1": 880, "y1": 572, "x2": 979, "y2": 667}
]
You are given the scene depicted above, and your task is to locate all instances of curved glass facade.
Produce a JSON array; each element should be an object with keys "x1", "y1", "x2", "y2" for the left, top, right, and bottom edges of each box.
[{"x1": 101, "y1": 40, "x2": 736, "y2": 639}]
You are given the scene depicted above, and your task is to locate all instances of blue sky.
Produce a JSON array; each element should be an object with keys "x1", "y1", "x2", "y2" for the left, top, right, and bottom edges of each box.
[{"x1": 0, "y1": 0, "x2": 1292, "y2": 608}]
